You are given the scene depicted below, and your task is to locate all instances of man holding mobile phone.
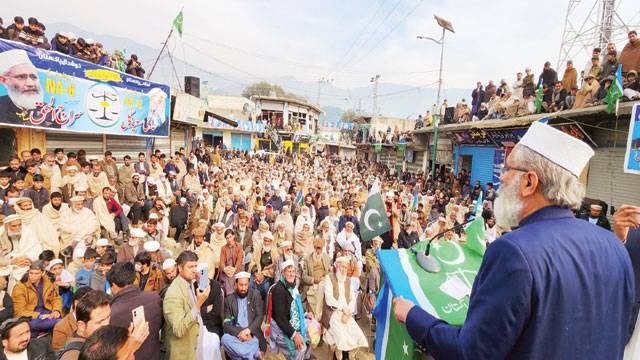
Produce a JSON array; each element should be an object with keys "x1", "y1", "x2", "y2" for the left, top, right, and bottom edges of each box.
[
  {"x1": 163, "y1": 251, "x2": 221, "y2": 360},
  {"x1": 107, "y1": 262, "x2": 162, "y2": 360}
]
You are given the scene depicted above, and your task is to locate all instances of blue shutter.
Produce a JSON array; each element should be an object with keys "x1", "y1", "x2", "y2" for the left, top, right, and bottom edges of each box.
[{"x1": 457, "y1": 146, "x2": 497, "y2": 191}]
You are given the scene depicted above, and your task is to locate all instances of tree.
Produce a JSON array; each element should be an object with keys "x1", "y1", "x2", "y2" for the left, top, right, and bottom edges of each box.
[
  {"x1": 241, "y1": 81, "x2": 306, "y2": 101},
  {"x1": 341, "y1": 109, "x2": 358, "y2": 122}
]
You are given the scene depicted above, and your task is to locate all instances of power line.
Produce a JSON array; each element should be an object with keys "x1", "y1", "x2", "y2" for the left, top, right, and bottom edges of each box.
[{"x1": 346, "y1": 0, "x2": 425, "y2": 68}]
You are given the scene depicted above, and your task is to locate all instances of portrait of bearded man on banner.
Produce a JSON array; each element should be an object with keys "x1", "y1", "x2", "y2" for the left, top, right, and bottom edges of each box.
[{"x1": 0, "y1": 48, "x2": 43, "y2": 124}]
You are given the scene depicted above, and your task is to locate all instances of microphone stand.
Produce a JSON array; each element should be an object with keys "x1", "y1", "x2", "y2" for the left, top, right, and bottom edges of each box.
[{"x1": 413, "y1": 217, "x2": 475, "y2": 273}]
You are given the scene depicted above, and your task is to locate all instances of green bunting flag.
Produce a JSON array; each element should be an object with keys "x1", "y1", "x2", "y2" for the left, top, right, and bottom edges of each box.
[
  {"x1": 173, "y1": 9, "x2": 184, "y2": 36},
  {"x1": 605, "y1": 65, "x2": 623, "y2": 114},
  {"x1": 534, "y1": 81, "x2": 544, "y2": 113},
  {"x1": 359, "y1": 181, "x2": 391, "y2": 242}
]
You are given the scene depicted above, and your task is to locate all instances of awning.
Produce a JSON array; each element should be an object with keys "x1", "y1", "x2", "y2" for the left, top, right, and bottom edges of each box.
[{"x1": 205, "y1": 111, "x2": 238, "y2": 127}]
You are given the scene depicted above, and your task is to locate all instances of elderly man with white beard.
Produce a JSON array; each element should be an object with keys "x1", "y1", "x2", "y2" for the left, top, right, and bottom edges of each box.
[
  {"x1": 59, "y1": 196, "x2": 100, "y2": 252},
  {"x1": 323, "y1": 257, "x2": 368, "y2": 360},
  {"x1": 335, "y1": 222, "x2": 362, "y2": 272},
  {"x1": 393, "y1": 122, "x2": 635, "y2": 360},
  {"x1": 41, "y1": 192, "x2": 68, "y2": 239},
  {"x1": 0, "y1": 49, "x2": 44, "y2": 125},
  {"x1": 13, "y1": 197, "x2": 58, "y2": 256},
  {"x1": 0, "y1": 215, "x2": 41, "y2": 293}
]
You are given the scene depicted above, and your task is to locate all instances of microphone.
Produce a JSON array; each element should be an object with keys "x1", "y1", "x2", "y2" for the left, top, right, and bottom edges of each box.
[{"x1": 413, "y1": 217, "x2": 475, "y2": 273}]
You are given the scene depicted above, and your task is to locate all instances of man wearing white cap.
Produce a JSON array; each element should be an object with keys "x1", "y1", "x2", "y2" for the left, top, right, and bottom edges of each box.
[
  {"x1": 221, "y1": 271, "x2": 266, "y2": 359},
  {"x1": 117, "y1": 227, "x2": 146, "y2": 264},
  {"x1": 268, "y1": 259, "x2": 310, "y2": 360},
  {"x1": 323, "y1": 256, "x2": 368, "y2": 359},
  {"x1": 577, "y1": 203, "x2": 611, "y2": 230},
  {"x1": 0, "y1": 214, "x2": 41, "y2": 293},
  {"x1": 0, "y1": 49, "x2": 43, "y2": 123},
  {"x1": 59, "y1": 195, "x2": 99, "y2": 251},
  {"x1": 394, "y1": 121, "x2": 635, "y2": 359}
]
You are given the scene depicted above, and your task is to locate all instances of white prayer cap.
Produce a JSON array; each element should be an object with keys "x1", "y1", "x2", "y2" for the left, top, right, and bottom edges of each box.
[
  {"x1": 335, "y1": 256, "x2": 350, "y2": 264},
  {"x1": 214, "y1": 222, "x2": 225, "y2": 228},
  {"x1": 66, "y1": 165, "x2": 78, "y2": 171},
  {"x1": 15, "y1": 197, "x2": 32, "y2": 205},
  {"x1": 148, "y1": 213, "x2": 159, "y2": 220},
  {"x1": 146, "y1": 177, "x2": 155, "y2": 185},
  {"x1": 345, "y1": 221, "x2": 354, "y2": 228},
  {"x1": 258, "y1": 205, "x2": 266, "y2": 212},
  {"x1": 2, "y1": 214, "x2": 21, "y2": 224},
  {"x1": 0, "y1": 49, "x2": 35, "y2": 75},
  {"x1": 517, "y1": 121, "x2": 594, "y2": 177},
  {"x1": 262, "y1": 232, "x2": 274, "y2": 240},
  {"x1": 179, "y1": 197, "x2": 187, "y2": 204},
  {"x1": 280, "y1": 259, "x2": 295, "y2": 271},
  {"x1": 144, "y1": 240, "x2": 160, "y2": 252},
  {"x1": 73, "y1": 246, "x2": 86, "y2": 259},
  {"x1": 162, "y1": 258, "x2": 176, "y2": 270},
  {"x1": 74, "y1": 186, "x2": 87, "y2": 192},
  {"x1": 87, "y1": 155, "x2": 98, "y2": 161},
  {"x1": 590, "y1": 204, "x2": 602, "y2": 211},
  {"x1": 130, "y1": 227, "x2": 146, "y2": 238},
  {"x1": 96, "y1": 238, "x2": 109, "y2": 247},
  {"x1": 46, "y1": 259, "x2": 63, "y2": 272},
  {"x1": 70, "y1": 196, "x2": 84, "y2": 202},
  {"x1": 168, "y1": 170, "x2": 177, "y2": 175},
  {"x1": 131, "y1": 172, "x2": 140, "y2": 179},
  {"x1": 202, "y1": 189, "x2": 209, "y2": 193},
  {"x1": 386, "y1": 191, "x2": 394, "y2": 198},
  {"x1": 279, "y1": 240, "x2": 292, "y2": 248},
  {"x1": 372, "y1": 236, "x2": 384, "y2": 243},
  {"x1": 234, "y1": 271, "x2": 251, "y2": 280}
]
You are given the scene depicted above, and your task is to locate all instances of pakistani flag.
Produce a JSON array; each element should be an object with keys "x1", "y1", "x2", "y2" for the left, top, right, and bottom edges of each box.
[
  {"x1": 534, "y1": 79, "x2": 544, "y2": 113},
  {"x1": 173, "y1": 9, "x2": 184, "y2": 36},
  {"x1": 373, "y1": 213, "x2": 486, "y2": 359},
  {"x1": 359, "y1": 181, "x2": 391, "y2": 242},
  {"x1": 605, "y1": 64, "x2": 624, "y2": 114}
]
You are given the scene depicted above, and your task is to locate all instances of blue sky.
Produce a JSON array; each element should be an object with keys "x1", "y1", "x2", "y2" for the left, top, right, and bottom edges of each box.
[{"x1": 4, "y1": 0, "x2": 639, "y2": 102}]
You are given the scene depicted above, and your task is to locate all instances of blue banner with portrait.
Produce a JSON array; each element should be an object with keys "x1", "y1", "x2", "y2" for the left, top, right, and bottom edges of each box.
[
  {"x1": 623, "y1": 103, "x2": 640, "y2": 174},
  {"x1": 0, "y1": 39, "x2": 170, "y2": 137}
]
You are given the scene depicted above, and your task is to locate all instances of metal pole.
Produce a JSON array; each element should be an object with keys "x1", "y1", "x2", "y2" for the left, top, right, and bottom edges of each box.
[
  {"x1": 431, "y1": 27, "x2": 445, "y2": 180},
  {"x1": 147, "y1": 27, "x2": 174, "y2": 79}
]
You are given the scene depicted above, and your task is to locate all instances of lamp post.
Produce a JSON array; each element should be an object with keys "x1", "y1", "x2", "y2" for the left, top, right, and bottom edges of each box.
[{"x1": 418, "y1": 15, "x2": 454, "y2": 181}]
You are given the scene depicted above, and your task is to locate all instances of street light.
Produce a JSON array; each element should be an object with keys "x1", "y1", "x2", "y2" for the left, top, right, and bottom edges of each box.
[{"x1": 417, "y1": 14, "x2": 454, "y2": 181}]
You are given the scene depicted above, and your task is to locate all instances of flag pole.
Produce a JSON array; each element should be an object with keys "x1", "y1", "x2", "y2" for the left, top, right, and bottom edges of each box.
[{"x1": 147, "y1": 27, "x2": 174, "y2": 80}]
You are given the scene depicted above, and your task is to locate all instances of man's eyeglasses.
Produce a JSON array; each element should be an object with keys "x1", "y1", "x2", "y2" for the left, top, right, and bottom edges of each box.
[{"x1": 500, "y1": 165, "x2": 530, "y2": 175}]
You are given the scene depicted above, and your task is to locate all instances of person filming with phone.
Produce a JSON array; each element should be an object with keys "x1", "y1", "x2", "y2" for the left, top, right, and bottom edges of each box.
[
  {"x1": 163, "y1": 250, "x2": 222, "y2": 360},
  {"x1": 107, "y1": 262, "x2": 162, "y2": 359}
]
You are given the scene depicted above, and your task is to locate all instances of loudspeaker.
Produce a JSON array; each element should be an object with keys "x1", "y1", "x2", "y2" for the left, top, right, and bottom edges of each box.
[{"x1": 184, "y1": 76, "x2": 200, "y2": 98}]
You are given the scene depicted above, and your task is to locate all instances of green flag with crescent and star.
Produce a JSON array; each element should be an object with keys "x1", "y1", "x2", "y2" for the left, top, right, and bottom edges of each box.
[
  {"x1": 173, "y1": 9, "x2": 184, "y2": 36},
  {"x1": 360, "y1": 180, "x2": 391, "y2": 242}
]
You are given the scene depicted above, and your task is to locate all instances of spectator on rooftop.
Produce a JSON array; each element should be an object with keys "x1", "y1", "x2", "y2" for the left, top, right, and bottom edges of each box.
[
  {"x1": 111, "y1": 50, "x2": 127, "y2": 72},
  {"x1": 476, "y1": 103, "x2": 488, "y2": 120},
  {"x1": 583, "y1": 48, "x2": 601, "y2": 79},
  {"x1": 592, "y1": 75, "x2": 613, "y2": 106},
  {"x1": 522, "y1": 68, "x2": 535, "y2": 97},
  {"x1": 603, "y1": 42, "x2": 617, "y2": 63},
  {"x1": 95, "y1": 43, "x2": 111, "y2": 66},
  {"x1": 50, "y1": 32, "x2": 71, "y2": 55},
  {"x1": 0, "y1": 17, "x2": 6, "y2": 40},
  {"x1": 600, "y1": 51, "x2": 618, "y2": 83},
  {"x1": 483, "y1": 80, "x2": 496, "y2": 102},
  {"x1": 512, "y1": 73, "x2": 524, "y2": 99},
  {"x1": 471, "y1": 82, "x2": 484, "y2": 117},
  {"x1": 126, "y1": 54, "x2": 146, "y2": 78},
  {"x1": 73, "y1": 38, "x2": 94, "y2": 62},
  {"x1": 539, "y1": 61, "x2": 558, "y2": 88},
  {"x1": 496, "y1": 79, "x2": 509, "y2": 97},
  {"x1": 585, "y1": 56, "x2": 602, "y2": 83},
  {"x1": 6, "y1": 16, "x2": 24, "y2": 41},
  {"x1": 546, "y1": 81, "x2": 568, "y2": 112},
  {"x1": 561, "y1": 60, "x2": 578, "y2": 91},
  {"x1": 574, "y1": 74, "x2": 600, "y2": 109},
  {"x1": 619, "y1": 30, "x2": 640, "y2": 74},
  {"x1": 565, "y1": 86, "x2": 578, "y2": 109},
  {"x1": 623, "y1": 70, "x2": 640, "y2": 100}
]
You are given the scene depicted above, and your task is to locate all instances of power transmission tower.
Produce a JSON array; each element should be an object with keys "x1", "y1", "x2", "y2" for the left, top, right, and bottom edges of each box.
[
  {"x1": 370, "y1": 74, "x2": 380, "y2": 117},
  {"x1": 557, "y1": 0, "x2": 639, "y2": 71}
]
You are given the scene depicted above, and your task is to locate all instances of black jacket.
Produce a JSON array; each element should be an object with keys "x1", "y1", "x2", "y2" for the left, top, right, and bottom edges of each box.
[
  {"x1": 223, "y1": 289, "x2": 266, "y2": 351},
  {"x1": 270, "y1": 281, "x2": 295, "y2": 338},
  {"x1": 200, "y1": 279, "x2": 224, "y2": 336},
  {"x1": 169, "y1": 205, "x2": 189, "y2": 227},
  {"x1": 0, "y1": 336, "x2": 54, "y2": 360},
  {"x1": 398, "y1": 230, "x2": 419, "y2": 249}
]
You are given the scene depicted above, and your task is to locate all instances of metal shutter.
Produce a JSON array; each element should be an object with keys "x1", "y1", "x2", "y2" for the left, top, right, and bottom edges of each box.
[
  {"x1": 105, "y1": 135, "x2": 148, "y2": 163},
  {"x1": 171, "y1": 128, "x2": 187, "y2": 153},
  {"x1": 46, "y1": 131, "x2": 103, "y2": 158},
  {"x1": 586, "y1": 147, "x2": 640, "y2": 209},
  {"x1": 457, "y1": 146, "x2": 497, "y2": 189},
  {"x1": 406, "y1": 150, "x2": 425, "y2": 174},
  {"x1": 152, "y1": 136, "x2": 171, "y2": 157}
]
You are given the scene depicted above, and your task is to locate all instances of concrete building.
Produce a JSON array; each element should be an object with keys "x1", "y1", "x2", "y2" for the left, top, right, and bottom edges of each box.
[{"x1": 199, "y1": 95, "x2": 257, "y2": 151}]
